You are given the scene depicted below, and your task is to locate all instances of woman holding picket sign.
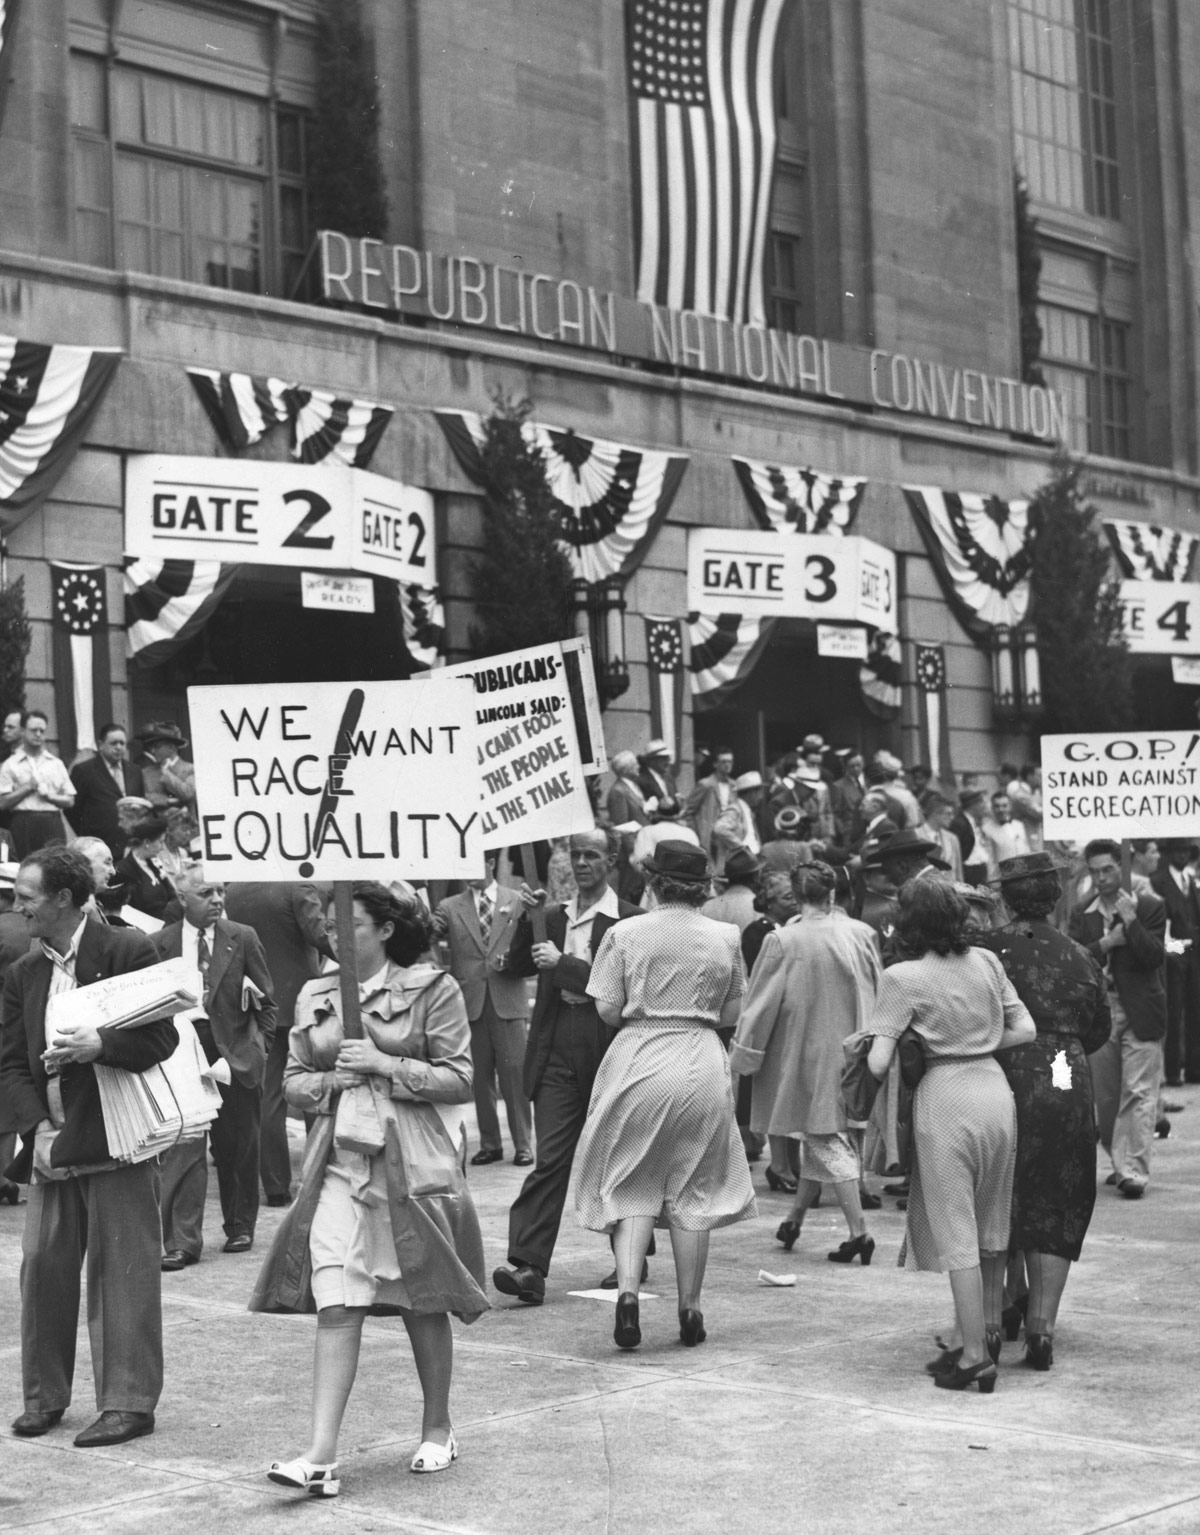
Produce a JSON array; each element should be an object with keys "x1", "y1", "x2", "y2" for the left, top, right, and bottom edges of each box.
[{"x1": 251, "y1": 882, "x2": 488, "y2": 1499}]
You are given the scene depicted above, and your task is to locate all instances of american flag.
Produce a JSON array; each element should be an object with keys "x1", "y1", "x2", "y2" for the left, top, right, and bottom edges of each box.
[
  {"x1": 627, "y1": 0, "x2": 790, "y2": 326},
  {"x1": 51, "y1": 563, "x2": 111, "y2": 762},
  {"x1": 645, "y1": 616, "x2": 685, "y2": 761}
]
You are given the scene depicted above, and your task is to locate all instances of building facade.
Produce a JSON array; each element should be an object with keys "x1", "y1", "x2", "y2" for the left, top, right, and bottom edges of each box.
[{"x1": 2, "y1": 0, "x2": 1200, "y2": 787}]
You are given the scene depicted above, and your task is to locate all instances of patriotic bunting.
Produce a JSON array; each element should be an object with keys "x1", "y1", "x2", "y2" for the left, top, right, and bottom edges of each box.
[
  {"x1": 859, "y1": 630, "x2": 902, "y2": 718},
  {"x1": 732, "y1": 457, "x2": 866, "y2": 535},
  {"x1": 51, "y1": 563, "x2": 111, "y2": 762},
  {"x1": 124, "y1": 557, "x2": 240, "y2": 669},
  {"x1": 1104, "y1": 518, "x2": 1200, "y2": 583},
  {"x1": 435, "y1": 409, "x2": 687, "y2": 583},
  {"x1": 645, "y1": 616, "x2": 685, "y2": 762},
  {"x1": 686, "y1": 611, "x2": 774, "y2": 710},
  {"x1": 0, "y1": 334, "x2": 122, "y2": 532},
  {"x1": 626, "y1": 0, "x2": 790, "y2": 325},
  {"x1": 186, "y1": 369, "x2": 393, "y2": 468},
  {"x1": 903, "y1": 485, "x2": 1033, "y2": 641},
  {"x1": 400, "y1": 583, "x2": 446, "y2": 671},
  {"x1": 913, "y1": 643, "x2": 953, "y2": 787}
]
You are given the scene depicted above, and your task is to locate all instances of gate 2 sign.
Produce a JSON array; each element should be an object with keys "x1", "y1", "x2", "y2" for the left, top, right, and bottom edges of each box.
[
  {"x1": 187, "y1": 678, "x2": 482, "y2": 881},
  {"x1": 125, "y1": 455, "x2": 436, "y2": 588},
  {"x1": 1042, "y1": 729, "x2": 1200, "y2": 842},
  {"x1": 686, "y1": 529, "x2": 897, "y2": 628}
]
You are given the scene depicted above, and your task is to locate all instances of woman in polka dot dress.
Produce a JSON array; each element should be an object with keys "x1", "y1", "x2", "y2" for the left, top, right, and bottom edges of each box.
[{"x1": 574, "y1": 840, "x2": 757, "y2": 1352}]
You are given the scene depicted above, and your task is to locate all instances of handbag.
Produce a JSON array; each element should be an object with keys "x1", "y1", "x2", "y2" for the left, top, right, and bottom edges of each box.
[
  {"x1": 897, "y1": 1027, "x2": 926, "y2": 1091},
  {"x1": 333, "y1": 1081, "x2": 385, "y2": 1155}
]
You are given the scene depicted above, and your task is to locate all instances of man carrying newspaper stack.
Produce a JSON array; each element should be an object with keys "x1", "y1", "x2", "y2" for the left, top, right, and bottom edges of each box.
[{"x1": 0, "y1": 846, "x2": 176, "y2": 1447}]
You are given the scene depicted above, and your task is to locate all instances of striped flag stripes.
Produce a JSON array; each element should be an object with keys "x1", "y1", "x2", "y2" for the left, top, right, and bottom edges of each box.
[
  {"x1": 686, "y1": 611, "x2": 774, "y2": 708},
  {"x1": 50, "y1": 563, "x2": 111, "y2": 761},
  {"x1": 124, "y1": 557, "x2": 240, "y2": 669},
  {"x1": 627, "y1": 0, "x2": 790, "y2": 326},
  {"x1": 1103, "y1": 517, "x2": 1200, "y2": 583},
  {"x1": 187, "y1": 369, "x2": 290, "y2": 449},
  {"x1": 0, "y1": 333, "x2": 121, "y2": 531},
  {"x1": 645, "y1": 616, "x2": 685, "y2": 762},
  {"x1": 186, "y1": 369, "x2": 393, "y2": 468},
  {"x1": 732, "y1": 456, "x2": 867, "y2": 535}
]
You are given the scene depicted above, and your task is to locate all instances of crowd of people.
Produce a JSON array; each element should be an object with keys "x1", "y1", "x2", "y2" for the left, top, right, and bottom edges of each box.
[{"x1": 0, "y1": 713, "x2": 1192, "y2": 1491}]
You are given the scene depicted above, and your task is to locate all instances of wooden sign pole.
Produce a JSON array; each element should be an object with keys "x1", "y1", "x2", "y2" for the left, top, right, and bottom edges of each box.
[
  {"x1": 1121, "y1": 837, "x2": 1133, "y2": 894},
  {"x1": 519, "y1": 842, "x2": 549, "y2": 943},
  {"x1": 333, "y1": 879, "x2": 362, "y2": 1039}
]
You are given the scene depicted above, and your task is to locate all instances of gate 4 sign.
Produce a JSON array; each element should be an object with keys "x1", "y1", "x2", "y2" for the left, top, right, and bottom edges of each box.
[
  {"x1": 187, "y1": 678, "x2": 482, "y2": 881},
  {"x1": 1042, "y1": 729, "x2": 1200, "y2": 842},
  {"x1": 125, "y1": 455, "x2": 436, "y2": 588},
  {"x1": 686, "y1": 529, "x2": 896, "y2": 628},
  {"x1": 1118, "y1": 581, "x2": 1200, "y2": 654}
]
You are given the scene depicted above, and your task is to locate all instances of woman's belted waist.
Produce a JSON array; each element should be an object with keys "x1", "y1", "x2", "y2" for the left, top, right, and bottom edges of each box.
[{"x1": 925, "y1": 1052, "x2": 995, "y2": 1065}]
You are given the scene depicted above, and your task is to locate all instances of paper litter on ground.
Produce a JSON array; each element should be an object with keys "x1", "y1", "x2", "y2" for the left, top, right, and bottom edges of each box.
[
  {"x1": 758, "y1": 1270, "x2": 797, "y2": 1286},
  {"x1": 568, "y1": 1289, "x2": 659, "y2": 1303}
]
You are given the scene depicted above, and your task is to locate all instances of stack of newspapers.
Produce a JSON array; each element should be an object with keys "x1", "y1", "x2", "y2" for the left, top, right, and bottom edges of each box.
[{"x1": 45, "y1": 958, "x2": 224, "y2": 1164}]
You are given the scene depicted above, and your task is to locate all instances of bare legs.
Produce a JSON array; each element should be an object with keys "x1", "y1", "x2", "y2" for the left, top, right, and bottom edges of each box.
[
  {"x1": 301, "y1": 1304, "x2": 453, "y2": 1466},
  {"x1": 784, "y1": 1178, "x2": 868, "y2": 1240},
  {"x1": 1023, "y1": 1250, "x2": 1071, "y2": 1336}
]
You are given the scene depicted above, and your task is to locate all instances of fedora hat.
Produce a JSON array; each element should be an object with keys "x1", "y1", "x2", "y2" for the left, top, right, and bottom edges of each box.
[
  {"x1": 863, "y1": 828, "x2": 942, "y2": 869},
  {"x1": 642, "y1": 839, "x2": 712, "y2": 883},
  {"x1": 734, "y1": 770, "x2": 763, "y2": 792},
  {"x1": 992, "y1": 850, "x2": 1071, "y2": 885},
  {"x1": 723, "y1": 846, "x2": 764, "y2": 882},
  {"x1": 643, "y1": 739, "x2": 671, "y2": 759},
  {"x1": 958, "y1": 787, "x2": 986, "y2": 809},
  {"x1": 140, "y1": 720, "x2": 189, "y2": 751}
]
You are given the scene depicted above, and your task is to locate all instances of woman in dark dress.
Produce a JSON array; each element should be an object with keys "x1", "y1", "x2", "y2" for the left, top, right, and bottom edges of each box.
[{"x1": 977, "y1": 851, "x2": 1111, "y2": 1370}]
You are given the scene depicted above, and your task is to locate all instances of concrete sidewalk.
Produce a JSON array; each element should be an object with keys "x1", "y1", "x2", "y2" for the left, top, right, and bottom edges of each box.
[{"x1": 1, "y1": 1092, "x2": 1198, "y2": 1535}]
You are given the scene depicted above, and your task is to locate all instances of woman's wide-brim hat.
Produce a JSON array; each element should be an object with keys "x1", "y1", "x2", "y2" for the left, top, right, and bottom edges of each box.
[
  {"x1": 774, "y1": 805, "x2": 809, "y2": 833},
  {"x1": 864, "y1": 828, "x2": 946, "y2": 869},
  {"x1": 140, "y1": 720, "x2": 189, "y2": 751},
  {"x1": 991, "y1": 850, "x2": 1071, "y2": 885},
  {"x1": 642, "y1": 839, "x2": 712, "y2": 883}
]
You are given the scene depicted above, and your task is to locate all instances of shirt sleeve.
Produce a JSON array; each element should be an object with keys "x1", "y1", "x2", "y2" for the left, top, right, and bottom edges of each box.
[
  {"x1": 586, "y1": 925, "x2": 627, "y2": 1016},
  {"x1": 868, "y1": 966, "x2": 916, "y2": 1039}
]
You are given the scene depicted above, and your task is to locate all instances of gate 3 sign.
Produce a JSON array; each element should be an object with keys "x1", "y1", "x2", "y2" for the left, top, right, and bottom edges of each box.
[
  {"x1": 686, "y1": 529, "x2": 897, "y2": 629},
  {"x1": 125, "y1": 455, "x2": 436, "y2": 588},
  {"x1": 187, "y1": 678, "x2": 482, "y2": 881},
  {"x1": 1042, "y1": 729, "x2": 1200, "y2": 842}
]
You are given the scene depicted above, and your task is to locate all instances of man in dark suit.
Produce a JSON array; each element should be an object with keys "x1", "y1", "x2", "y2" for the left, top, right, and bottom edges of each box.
[
  {"x1": 222, "y1": 881, "x2": 333, "y2": 1206},
  {"x1": 1151, "y1": 840, "x2": 1200, "y2": 1087},
  {"x1": 491, "y1": 828, "x2": 643, "y2": 1305},
  {"x1": 433, "y1": 852, "x2": 532, "y2": 1165},
  {"x1": 153, "y1": 865, "x2": 277, "y2": 1261},
  {"x1": 66, "y1": 723, "x2": 145, "y2": 857},
  {"x1": 0, "y1": 846, "x2": 175, "y2": 1447},
  {"x1": 1069, "y1": 838, "x2": 1166, "y2": 1198}
]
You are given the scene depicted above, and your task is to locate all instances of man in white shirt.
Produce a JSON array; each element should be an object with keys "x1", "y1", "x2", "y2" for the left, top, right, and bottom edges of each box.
[
  {"x1": 978, "y1": 790, "x2": 1031, "y2": 881},
  {"x1": 0, "y1": 711, "x2": 75, "y2": 857}
]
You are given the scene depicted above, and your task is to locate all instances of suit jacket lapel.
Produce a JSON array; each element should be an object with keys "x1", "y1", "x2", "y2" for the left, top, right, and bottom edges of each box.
[
  {"x1": 460, "y1": 893, "x2": 485, "y2": 952},
  {"x1": 205, "y1": 916, "x2": 238, "y2": 997},
  {"x1": 488, "y1": 894, "x2": 517, "y2": 953}
]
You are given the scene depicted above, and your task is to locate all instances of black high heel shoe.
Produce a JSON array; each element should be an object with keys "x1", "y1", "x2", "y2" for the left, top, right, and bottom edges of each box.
[
  {"x1": 775, "y1": 1220, "x2": 801, "y2": 1252},
  {"x1": 679, "y1": 1309, "x2": 706, "y2": 1347},
  {"x1": 0, "y1": 1182, "x2": 20, "y2": 1206},
  {"x1": 765, "y1": 1167, "x2": 798, "y2": 1194},
  {"x1": 986, "y1": 1329, "x2": 1002, "y2": 1365},
  {"x1": 1024, "y1": 1332, "x2": 1054, "y2": 1371},
  {"x1": 827, "y1": 1233, "x2": 875, "y2": 1266},
  {"x1": 934, "y1": 1359, "x2": 997, "y2": 1393},
  {"x1": 1001, "y1": 1293, "x2": 1028, "y2": 1341},
  {"x1": 925, "y1": 1346, "x2": 963, "y2": 1377},
  {"x1": 614, "y1": 1292, "x2": 641, "y2": 1350}
]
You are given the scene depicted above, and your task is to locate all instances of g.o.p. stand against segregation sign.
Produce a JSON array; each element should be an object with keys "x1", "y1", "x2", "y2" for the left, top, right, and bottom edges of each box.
[
  {"x1": 187, "y1": 677, "x2": 483, "y2": 881},
  {"x1": 1042, "y1": 729, "x2": 1200, "y2": 842}
]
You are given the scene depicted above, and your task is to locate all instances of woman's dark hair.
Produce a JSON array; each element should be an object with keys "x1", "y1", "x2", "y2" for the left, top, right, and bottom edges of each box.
[
  {"x1": 791, "y1": 859, "x2": 836, "y2": 906},
  {"x1": 352, "y1": 881, "x2": 433, "y2": 966},
  {"x1": 892, "y1": 877, "x2": 971, "y2": 958},
  {"x1": 1003, "y1": 869, "x2": 1062, "y2": 920},
  {"x1": 128, "y1": 816, "x2": 168, "y2": 845},
  {"x1": 647, "y1": 870, "x2": 711, "y2": 907}
]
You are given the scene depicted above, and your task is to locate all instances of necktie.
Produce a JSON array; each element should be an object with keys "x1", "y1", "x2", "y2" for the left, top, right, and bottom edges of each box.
[
  {"x1": 478, "y1": 893, "x2": 492, "y2": 944},
  {"x1": 197, "y1": 928, "x2": 212, "y2": 1006}
]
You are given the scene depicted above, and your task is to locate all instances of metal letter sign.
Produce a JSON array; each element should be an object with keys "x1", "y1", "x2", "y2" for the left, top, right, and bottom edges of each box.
[
  {"x1": 125, "y1": 455, "x2": 436, "y2": 588},
  {"x1": 188, "y1": 677, "x2": 482, "y2": 881},
  {"x1": 686, "y1": 529, "x2": 896, "y2": 628}
]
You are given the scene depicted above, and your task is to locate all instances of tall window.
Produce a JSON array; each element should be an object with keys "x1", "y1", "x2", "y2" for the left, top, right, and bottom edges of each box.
[
  {"x1": 1008, "y1": 0, "x2": 1120, "y2": 219},
  {"x1": 1039, "y1": 302, "x2": 1131, "y2": 458},
  {"x1": 70, "y1": 53, "x2": 313, "y2": 298},
  {"x1": 766, "y1": 5, "x2": 814, "y2": 334}
]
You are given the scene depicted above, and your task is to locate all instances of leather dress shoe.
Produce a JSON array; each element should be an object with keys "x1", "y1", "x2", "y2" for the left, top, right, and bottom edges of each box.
[
  {"x1": 513, "y1": 1150, "x2": 534, "y2": 1167},
  {"x1": 161, "y1": 1250, "x2": 199, "y2": 1271},
  {"x1": 1118, "y1": 1178, "x2": 1145, "y2": 1199},
  {"x1": 74, "y1": 1410, "x2": 155, "y2": 1448},
  {"x1": 12, "y1": 1407, "x2": 64, "y2": 1437},
  {"x1": 266, "y1": 1193, "x2": 293, "y2": 1208},
  {"x1": 223, "y1": 1234, "x2": 254, "y2": 1253},
  {"x1": 493, "y1": 1264, "x2": 546, "y2": 1304},
  {"x1": 470, "y1": 1148, "x2": 503, "y2": 1166}
]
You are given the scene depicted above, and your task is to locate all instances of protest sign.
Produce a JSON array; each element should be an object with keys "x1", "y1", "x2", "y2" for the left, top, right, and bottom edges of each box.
[
  {"x1": 187, "y1": 677, "x2": 482, "y2": 881},
  {"x1": 427, "y1": 639, "x2": 599, "y2": 844},
  {"x1": 1042, "y1": 729, "x2": 1200, "y2": 842}
]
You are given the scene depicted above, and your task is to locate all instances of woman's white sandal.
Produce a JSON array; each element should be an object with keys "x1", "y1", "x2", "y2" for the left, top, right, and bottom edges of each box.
[
  {"x1": 267, "y1": 1457, "x2": 340, "y2": 1497},
  {"x1": 410, "y1": 1431, "x2": 458, "y2": 1474}
]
